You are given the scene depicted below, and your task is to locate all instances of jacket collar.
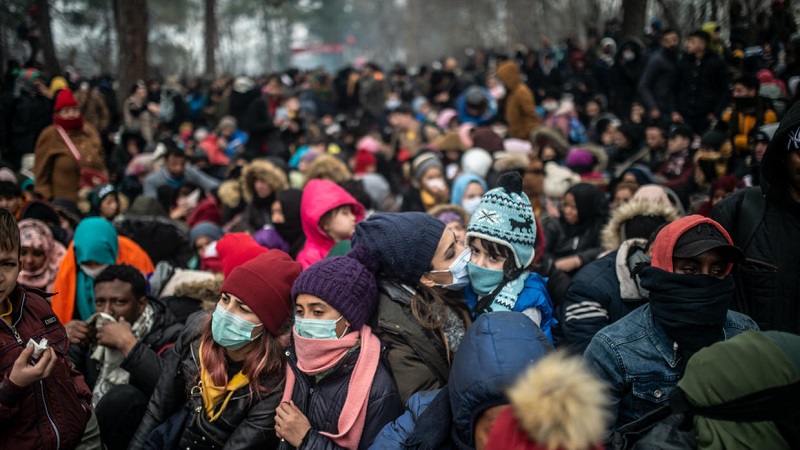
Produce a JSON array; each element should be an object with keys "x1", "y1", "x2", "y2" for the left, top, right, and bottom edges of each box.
[{"x1": 643, "y1": 305, "x2": 682, "y2": 368}]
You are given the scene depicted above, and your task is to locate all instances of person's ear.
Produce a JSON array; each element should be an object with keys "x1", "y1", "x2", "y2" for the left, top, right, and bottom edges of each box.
[
  {"x1": 137, "y1": 296, "x2": 148, "y2": 315},
  {"x1": 419, "y1": 273, "x2": 436, "y2": 288}
]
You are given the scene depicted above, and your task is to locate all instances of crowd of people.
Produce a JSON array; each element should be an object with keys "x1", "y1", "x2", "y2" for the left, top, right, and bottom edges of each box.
[{"x1": 1, "y1": 15, "x2": 800, "y2": 450}]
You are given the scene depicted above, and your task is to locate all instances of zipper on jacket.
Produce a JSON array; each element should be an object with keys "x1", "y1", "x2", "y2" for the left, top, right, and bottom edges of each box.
[
  {"x1": 2, "y1": 291, "x2": 26, "y2": 344},
  {"x1": 39, "y1": 380, "x2": 61, "y2": 450}
]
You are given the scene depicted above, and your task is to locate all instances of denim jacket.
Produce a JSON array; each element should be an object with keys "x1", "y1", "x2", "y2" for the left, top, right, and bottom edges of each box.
[{"x1": 583, "y1": 304, "x2": 758, "y2": 431}]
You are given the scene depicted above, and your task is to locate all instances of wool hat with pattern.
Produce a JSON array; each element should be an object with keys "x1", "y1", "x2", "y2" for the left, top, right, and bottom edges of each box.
[
  {"x1": 221, "y1": 250, "x2": 301, "y2": 335},
  {"x1": 466, "y1": 171, "x2": 536, "y2": 268},
  {"x1": 351, "y1": 212, "x2": 446, "y2": 285},
  {"x1": 291, "y1": 245, "x2": 380, "y2": 330}
]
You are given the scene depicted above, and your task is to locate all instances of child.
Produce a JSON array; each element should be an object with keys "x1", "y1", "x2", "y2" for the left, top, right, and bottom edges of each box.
[
  {"x1": 297, "y1": 178, "x2": 365, "y2": 269},
  {"x1": 465, "y1": 171, "x2": 557, "y2": 340},
  {"x1": 276, "y1": 246, "x2": 402, "y2": 448},
  {"x1": 88, "y1": 184, "x2": 121, "y2": 220},
  {"x1": 0, "y1": 208, "x2": 92, "y2": 449},
  {"x1": 0, "y1": 180, "x2": 23, "y2": 219}
]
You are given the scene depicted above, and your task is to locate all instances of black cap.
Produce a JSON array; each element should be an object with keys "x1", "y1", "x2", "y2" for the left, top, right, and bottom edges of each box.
[
  {"x1": 673, "y1": 223, "x2": 744, "y2": 262},
  {"x1": 669, "y1": 124, "x2": 694, "y2": 140},
  {"x1": 750, "y1": 129, "x2": 770, "y2": 144}
]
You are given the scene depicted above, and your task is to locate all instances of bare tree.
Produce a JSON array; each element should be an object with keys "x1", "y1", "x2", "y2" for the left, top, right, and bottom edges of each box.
[
  {"x1": 36, "y1": 0, "x2": 61, "y2": 76},
  {"x1": 204, "y1": 0, "x2": 216, "y2": 76},
  {"x1": 621, "y1": 0, "x2": 647, "y2": 39},
  {"x1": 113, "y1": 0, "x2": 148, "y2": 105}
]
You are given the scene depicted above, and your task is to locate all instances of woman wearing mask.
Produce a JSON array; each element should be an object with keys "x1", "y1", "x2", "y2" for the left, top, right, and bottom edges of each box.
[
  {"x1": 449, "y1": 173, "x2": 487, "y2": 216},
  {"x1": 402, "y1": 153, "x2": 450, "y2": 212},
  {"x1": 542, "y1": 183, "x2": 608, "y2": 275},
  {"x1": 276, "y1": 247, "x2": 402, "y2": 449},
  {"x1": 131, "y1": 251, "x2": 302, "y2": 450},
  {"x1": 53, "y1": 217, "x2": 154, "y2": 325},
  {"x1": 351, "y1": 212, "x2": 472, "y2": 403},
  {"x1": 17, "y1": 218, "x2": 67, "y2": 292}
]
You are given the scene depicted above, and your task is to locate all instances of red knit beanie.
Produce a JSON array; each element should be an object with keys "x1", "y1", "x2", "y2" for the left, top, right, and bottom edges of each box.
[
  {"x1": 54, "y1": 88, "x2": 79, "y2": 111},
  {"x1": 220, "y1": 250, "x2": 301, "y2": 335},
  {"x1": 354, "y1": 149, "x2": 377, "y2": 175},
  {"x1": 216, "y1": 232, "x2": 268, "y2": 277}
]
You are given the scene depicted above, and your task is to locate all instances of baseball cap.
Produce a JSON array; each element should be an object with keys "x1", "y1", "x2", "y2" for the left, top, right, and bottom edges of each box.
[
  {"x1": 669, "y1": 124, "x2": 694, "y2": 140},
  {"x1": 673, "y1": 223, "x2": 744, "y2": 262}
]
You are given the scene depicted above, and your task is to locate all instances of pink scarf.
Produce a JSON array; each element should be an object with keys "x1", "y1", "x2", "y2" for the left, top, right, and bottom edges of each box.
[
  {"x1": 282, "y1": 326, "x2": 381, "y2": 450},
  {"x1": 17, "y1": 219, "x2": 66, "y2": 292}
]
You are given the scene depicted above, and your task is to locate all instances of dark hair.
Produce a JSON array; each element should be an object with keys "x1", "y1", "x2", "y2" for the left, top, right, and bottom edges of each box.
[
  {"x1": 661, "y1": 28, "x2": 679, "y2": 38},
  {"x1": 689, "y1": 29, "x2": 711, "y2": 44},
  {"x1": 0, "y1": 208, "x2": 19, "y2": 254},
  {"x1": 467, "y1": 236, "x2": 521, "y2": 279},
  {"x1": 733, "y1": 75, "x2": 760, "y2": 91},
  {"x1": 0, "y1": 181, "x2": 21, "y2": 199},
  {"x1": 165, "y1": 145, "x2": 187, "y2": 160},
  {"x1": 319, "y1": 204, "x2": 353, "y2": 231},
  {"x1": 410, "y1": 284, "x2": 471, "y2": 339},
  {"x1": 95, "y1": 264, "x2": 147, "y2": 299}
]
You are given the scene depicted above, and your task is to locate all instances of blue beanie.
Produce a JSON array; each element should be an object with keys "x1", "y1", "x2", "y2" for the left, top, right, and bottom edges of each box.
[
  {"x1": 351, "y1": 212, "x2": 446, "y2": 285},
  {"x1": 466, "y1": 172, "x2": 536, "y2": 269},
  {"x1": 450, "y1": 173, "x2": 488, "y2": 206},
  {"x1": 190, "y1": 221, "x2": 224, "y2": 244}
]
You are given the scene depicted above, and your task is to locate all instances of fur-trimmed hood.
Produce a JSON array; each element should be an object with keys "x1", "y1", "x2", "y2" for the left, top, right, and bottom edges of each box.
[
  {"x1": 217, "y1": 179, "x2": 242, "y2": 209},
  {"x1": 601, "y1": 198, "x2": 680, "y2": 251},
  {"x1": 240, "y1": 159, "x2": 289, "y2": 203},
  {"x1": 488, "y1": 352, "x2": 610, "y2": 450},
  {"x1": 532, "y1": 126, "x2": 569, "y2": 160},
  {"x1": 570, "y1": 143, "x2": 608, "y2": 173},
  {"x1": 492, "y1": 152, "x2": 529, "y2": 174},
  {"x1": 303, "y1": 154, "x2": 352, "y2": 186}
]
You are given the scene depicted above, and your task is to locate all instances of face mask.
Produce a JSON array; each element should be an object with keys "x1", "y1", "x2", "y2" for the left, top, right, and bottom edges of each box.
[
  {"x1": 462, "y1": 197, "x2": 482, "y2": 215},
  {"x1": 385, "y1": 98, "x2": 401, "y2": 110},
  {"x1": 211, "y1": 304, "x2": 263, "y2": 350},
  {"x1": 425, "y1": 177, "x2": 446, "y2": 192},
  {"x1": 468, "y1": 262, "x2": 505, "y2": 297},
  {"x1": 543, "y1": 102, "x2": 559, "y2": 112},
  {"x1": 622, "y1": 50, "x2": 636, "y2": 61},
  {"x1": 80, "y1": 264, "x2": 109, "y2": 279},
  {"x1": 429, "y1": 248, "x2": 471, "y2": 290},
  {"x1": 295, "y1": 316, "x2": 347, "y2": 340}
]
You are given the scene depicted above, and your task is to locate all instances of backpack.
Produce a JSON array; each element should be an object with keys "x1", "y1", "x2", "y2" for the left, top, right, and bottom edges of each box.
[{"x1": 568, "y1": 116, "x2": 587, "y2": 144}]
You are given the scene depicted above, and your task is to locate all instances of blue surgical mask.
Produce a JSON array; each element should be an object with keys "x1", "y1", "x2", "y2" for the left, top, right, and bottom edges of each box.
[
  {"x1": 295, "y1": 316, "x2": 348, "y2": 340},
  {"x1": 429, "y1": 248, "x2": 471, "y2": 290},
  {"x1": 211, "y1": 304, "x2": 263, "y2": 350},
  {"x1": 468, "y1": 262, "x2": 505, "y2": 297}
]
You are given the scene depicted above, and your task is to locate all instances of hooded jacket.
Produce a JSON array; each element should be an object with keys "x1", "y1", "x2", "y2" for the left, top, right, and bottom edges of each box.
[
  {"x1": 370, "y1": 312, "x2": 553, "y2": 450},
  {"x1": 297, "y1": 179, "x2": 365, "y2": 269},
  {"x1": 496, "y1": 62, "x2": 540, "y2": 140},
  {"x1": 712, "y1": 100, "x2": 800, "y2": 333},
  {"x1": 601, "y1": 199, "x2": 680, "y2": 252},
  {"x1": 583, "y1": 216, "x2": 758, "y2": 430}
]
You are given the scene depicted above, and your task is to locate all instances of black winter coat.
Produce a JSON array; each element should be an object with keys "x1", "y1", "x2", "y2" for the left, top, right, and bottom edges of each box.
[
  {"x1": 9, "y1": 94, "x2": 52, "y2": 158},
  {"x1": 279, "y1": 335, "x2": 403, "y2": 450},
  {"x1": 675, "y1": 51, "x2": 730, "y2": 125},
  {"x1": 243, "y1": 96, "x2": 288, "y2": 161},
  {"x1": 130, "y1": 312, "x2": 284, "y2": 450},
  {"x1": 67, "y1": 297, "x2": 183, "y2": 397},
  {"x1": 637, "y1": 48, "x2": 678, "y2": 114}
]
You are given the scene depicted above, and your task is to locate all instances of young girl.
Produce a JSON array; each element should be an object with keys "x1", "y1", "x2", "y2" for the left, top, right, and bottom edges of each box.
[
  {"x1": 130, "y1": 250, "x2": 302, "y2": 450},
  {"x1": 465, "y1": 172, "x2": 556, "y2": 340},
  {"x1": 89, "y1": 184, "x2": 121, "y2": 220},
  {"x1": 276, "y1": 246, "x2": 402, "y2": 449},
  {"x1": 297, "y1": 179, "x2": 365, "y2": 269}
]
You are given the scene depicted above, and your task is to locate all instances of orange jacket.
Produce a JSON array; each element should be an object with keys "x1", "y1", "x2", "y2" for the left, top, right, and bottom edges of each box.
[{"x1": 51, "y1": 236, "x2": 154, "y2": 324}]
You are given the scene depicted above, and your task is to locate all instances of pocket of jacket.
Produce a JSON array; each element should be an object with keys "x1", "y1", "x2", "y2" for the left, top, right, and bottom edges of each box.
[{"x1": 631, "y1": 378, "x2": 677, "y2": 418}]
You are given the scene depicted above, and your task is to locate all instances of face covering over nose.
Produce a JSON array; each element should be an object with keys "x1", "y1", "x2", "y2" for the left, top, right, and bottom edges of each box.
[
  {"x1": 429, "y1": 248, "x2": 471, "y2": 290},
  {"x1": 639, "y1": 267, "x2": 734, "y2": 356},
  {"x1": 295, "y1": 316, "x2": 348, "y2": 339}
]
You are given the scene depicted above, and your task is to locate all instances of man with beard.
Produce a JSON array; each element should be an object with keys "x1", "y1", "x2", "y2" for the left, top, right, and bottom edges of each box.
[
  {"x1": 584, "y1": 215, "x2": 757, "y2": 431},
  {"x1": 638, "y1": 29, "x2": 680, "y2": 124},
  {"x1": 713, "y1": 101, "x2": 800, "y2": 334},
  {"x1": 722, "y1": 75, "x2": 777, "y2": 177}
]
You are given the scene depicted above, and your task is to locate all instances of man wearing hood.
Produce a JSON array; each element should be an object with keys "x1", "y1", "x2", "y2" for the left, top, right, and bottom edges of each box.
[
  {"x1": 495, "y1": 61, "x2": 540, "y2": 140},
  {"x1": 371, "y1": 312, "x2": 552, "y2": 450},
  {"x1": 713, "y1": 100, "x2": 800, "y2": 334},
  {"x1": 584, "y1": 215, "x2": 757, "y2": 431}
]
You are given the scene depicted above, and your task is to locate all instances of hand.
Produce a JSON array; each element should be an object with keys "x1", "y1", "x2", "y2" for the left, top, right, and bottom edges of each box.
[
  {"x1": 9, "y1": 345, "x2": 57, "y2": 387},
  {"x1": 65, "y1": 320, "x2": 91, "y2": 344},
  {"x1": 671, "y1": 111, "x2": 684, "y2": 123},
  {"x1": 275, "y1": 401, "x2": 312, "y2": 447},
  {"x1": 96, "y1": 318, "x2": 137, "y2": 356},
  {"x1": 554, "y1": 256, "x2": 581, "y2": 273}
]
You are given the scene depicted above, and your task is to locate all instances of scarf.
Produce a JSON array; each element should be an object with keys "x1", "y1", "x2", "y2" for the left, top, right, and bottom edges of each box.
[
  {"x1": 639, "y1": 267, "x2": 733, "y2": 356},
  {"x1": 486, "y1": 270, "x2": 531, "y2": 312},
  {"x1": 90, "y1": 304, "x2": 155, "y2": 406},
  {"x1": 17, "y1": 219, "x2": 66, "y2": 291},
  {"x1": 198, "y1": 342, "x2": 251, "y2": 422},
  {"x1": 73, "y1": 218, "x2": 119, "y2": 320},
  {"x1": 665, "y1": 149, "x2": 689, "y2": 178},
  {"x1": 282, "y1": 327, "x2": 381, "y2": 450},
  {"x1": 53, "y1": 115, "x2": 84, "y2": 131}
]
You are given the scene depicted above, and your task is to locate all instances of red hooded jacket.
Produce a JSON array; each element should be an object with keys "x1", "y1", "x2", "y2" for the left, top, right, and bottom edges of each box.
[{"x1": 650, "y1": 214, "x2": 736, "y2": 276}]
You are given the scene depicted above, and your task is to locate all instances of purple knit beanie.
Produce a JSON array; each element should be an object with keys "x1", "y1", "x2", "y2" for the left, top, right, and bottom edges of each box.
[{"x1": 291, "y1": 245, "x2": 380, "y2": 329}]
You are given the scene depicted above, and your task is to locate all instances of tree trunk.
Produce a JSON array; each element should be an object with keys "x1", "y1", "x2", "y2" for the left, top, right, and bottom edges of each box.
[
  {"x1": 621, "y1": 0, "x2": 647, "y2": 40},
  {"x1": 36, "y1": 0, "x2": 60, "y2": 77},
  {"x1": 113, "y1": 0, "x2": 148, "y2": 107},
  {"x1": 204, "y1": 0, "x2": 217, "y2": 77}
]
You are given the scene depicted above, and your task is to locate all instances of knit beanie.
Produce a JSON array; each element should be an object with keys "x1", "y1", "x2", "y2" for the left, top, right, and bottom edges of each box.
[
  {"x1": 461, "y1": 148, "x2": 494, "y2": 179},
  {"x1": 351, "y1": 212, "x2": 445, "y2": 285},
  {"x1": 467, "y1": 172, "x2": 536, "y2": 268},
  {"x1": 88, "y1": 184, "x2": 117, "y2": 213},
  {"x1": 190, "y1": 221, "x2": 224, "y2": 244},
  {"x1": 291, "y1": 245, "x2": 380, "y2": 330},
  {"x1": 354, "y1": 149, "x2": 377, "y2": 175},
  {"x1": 412, "y1": 152, "x2": 443, "y2": 183},
  {"x1": 216, "y1": 232, "x2": 268, "y2": 277},
  {"x1": 54, "y1": 88, "x2": 79, "y2": 112},
  {"x1": 221, "y1": 250, "x2": 301, "y2": 335}
]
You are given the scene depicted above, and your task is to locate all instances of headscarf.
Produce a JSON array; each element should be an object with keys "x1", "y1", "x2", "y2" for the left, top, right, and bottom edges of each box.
[
  {"x1": 449, "y1": 173, "x2": 487, "y2": 206},
  {"x1": 73, "y1": 218, "x2": 119, "y2": 319},
  {"x1": 17, "y1": 219, "x2": 67, "y2": 292},
  {"x1": 563, "y1": 183, "x2": 608, "y2": 235},
  {"x1": 274, "y1": 189, "x2": 305, "y2": 257}
]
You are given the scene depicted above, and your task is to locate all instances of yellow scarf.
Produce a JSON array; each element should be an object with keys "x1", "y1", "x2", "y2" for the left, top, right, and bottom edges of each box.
[{"x1": 198, "y1": 343, "x2": 250, "y2": 422}]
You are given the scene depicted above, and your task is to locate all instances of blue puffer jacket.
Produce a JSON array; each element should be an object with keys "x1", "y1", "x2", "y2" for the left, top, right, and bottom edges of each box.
[{"x1": 370, "y1": 312, "x2": 553, "y2": 450}]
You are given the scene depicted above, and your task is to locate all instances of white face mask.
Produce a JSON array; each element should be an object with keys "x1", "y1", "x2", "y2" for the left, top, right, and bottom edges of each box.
[
  {"x1": 543, "y1": 101, "x2": 559, "y2": 112},
  {"x1": 425, "y1": 177, "x2": 447, "y2": 192},
  {"x1": 80, "y1": 264, "x2": 109, "y2": 279},
  {"x1": 428, "y1": 248, "x2": 471, "y2": 290},
  {"x1": 622, "y1": 50, "x2": 636, "y2": 61},
  {"x1": 462, "y1": 197, "x2": 482, "y2": 215}
]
